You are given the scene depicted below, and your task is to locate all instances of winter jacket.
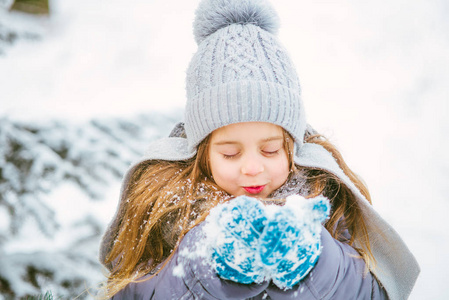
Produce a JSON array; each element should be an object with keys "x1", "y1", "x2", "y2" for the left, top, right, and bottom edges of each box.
[{"x1": 112, "y1": 222, "x2": 387, "y2": 299}]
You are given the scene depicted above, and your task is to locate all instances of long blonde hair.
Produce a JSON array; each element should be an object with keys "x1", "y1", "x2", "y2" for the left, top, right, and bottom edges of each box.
[{"x1": 103, "y1": 129, "x2": 374, "y2": 297}]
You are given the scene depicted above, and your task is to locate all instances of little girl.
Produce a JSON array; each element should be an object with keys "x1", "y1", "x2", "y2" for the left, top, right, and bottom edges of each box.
[{"x1": 99, "y1": 0, "x2": 420, "y2": 299}]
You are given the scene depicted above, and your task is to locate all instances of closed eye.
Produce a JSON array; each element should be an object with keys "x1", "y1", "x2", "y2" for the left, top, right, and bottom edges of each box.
[
  {"x1": 262, "y1": 150, "x2": 280, "y2": 156},
  {"x1": 222, "y1": 153, "x2": 240, "y2": 159}
]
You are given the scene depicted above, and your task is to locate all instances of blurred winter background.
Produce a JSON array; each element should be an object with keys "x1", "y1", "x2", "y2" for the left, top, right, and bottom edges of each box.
[{"x1": 0, "y1": 0, "x2": 447, "y2": 298}]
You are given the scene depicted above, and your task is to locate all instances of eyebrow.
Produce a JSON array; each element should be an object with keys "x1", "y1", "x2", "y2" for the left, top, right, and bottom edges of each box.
[{"x1": 212, "y1": 136, "x2": 283, "y2": 146}]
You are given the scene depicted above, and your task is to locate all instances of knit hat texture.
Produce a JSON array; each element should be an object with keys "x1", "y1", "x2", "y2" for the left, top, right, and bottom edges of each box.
[{"x1": 185, "y1": 0, "x2": 306, "y2": 153}]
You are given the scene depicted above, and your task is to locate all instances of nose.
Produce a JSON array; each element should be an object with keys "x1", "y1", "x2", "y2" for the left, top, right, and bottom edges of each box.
[{"x1": 241, "y1": 154, "x2": 264, "y2": 176}]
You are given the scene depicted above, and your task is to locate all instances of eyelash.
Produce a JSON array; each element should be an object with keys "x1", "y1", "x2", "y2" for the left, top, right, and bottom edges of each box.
[
  {"x1": 222, "y1": 150, "x2": 279, "y2": 159},
  {"x1": 223, "y1": 154, "x2": 238, "y2": 159},
  {"x1": 263, "y1": 150, "x2": 280, "y2": 156}
]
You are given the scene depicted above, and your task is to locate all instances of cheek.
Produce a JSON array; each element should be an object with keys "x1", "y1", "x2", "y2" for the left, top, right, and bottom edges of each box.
[
  {"x1": 271, "y1": 154, "x2": 290, "y2": 183},
  {"x1": 210, "y1": 162, "x2": 241, "y2": 195},
  {"x1": 209, "y1": 155, "x2": 237, "y2": 184}
]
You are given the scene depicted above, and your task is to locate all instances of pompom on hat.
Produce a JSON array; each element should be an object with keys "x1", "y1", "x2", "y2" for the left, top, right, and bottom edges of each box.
[
  {"x1": 193, "y1": 0, "x2": 280, "y2": 44},
  {"x1": 185, "y1": 0, "x2": 306, "y2": 154},
  {"x1": 100, "y1": 1, "x2": 420, "y2": 299}
]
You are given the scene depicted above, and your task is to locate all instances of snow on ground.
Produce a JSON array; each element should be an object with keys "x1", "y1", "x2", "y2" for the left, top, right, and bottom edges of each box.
[{"x1": 1, "y1": 0, "x2": 448, "y2": 298}]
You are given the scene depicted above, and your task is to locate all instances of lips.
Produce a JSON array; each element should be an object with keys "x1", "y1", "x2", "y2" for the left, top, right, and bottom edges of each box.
[{"x1": 243, "y1": 185, "x2": 265, "y2": 194}]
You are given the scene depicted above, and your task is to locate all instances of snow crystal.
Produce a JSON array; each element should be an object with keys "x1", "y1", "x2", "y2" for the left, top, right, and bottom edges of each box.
[{"x1": 172, "y1": 262, "x2": 186, "y2": 278}]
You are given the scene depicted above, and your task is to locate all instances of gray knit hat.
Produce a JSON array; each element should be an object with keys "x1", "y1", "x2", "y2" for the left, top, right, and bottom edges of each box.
[{"x1": 185, "y1": 0, "x2": 306, "y2": 153}]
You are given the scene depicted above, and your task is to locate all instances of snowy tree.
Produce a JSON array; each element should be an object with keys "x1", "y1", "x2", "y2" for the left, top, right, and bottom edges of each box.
[{"x1": 0, "y1": 112, "x2": 180, "y2": 299}]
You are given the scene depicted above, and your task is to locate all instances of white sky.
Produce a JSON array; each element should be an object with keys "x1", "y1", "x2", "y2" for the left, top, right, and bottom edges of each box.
[{"x1": 1, "y1": 0, "x2": 448, "y2": 298}]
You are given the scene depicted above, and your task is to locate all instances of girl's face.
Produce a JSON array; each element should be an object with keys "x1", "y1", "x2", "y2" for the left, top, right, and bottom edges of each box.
[{"x1": 208, "y1": 122, "x2": 290, "y2": 198}]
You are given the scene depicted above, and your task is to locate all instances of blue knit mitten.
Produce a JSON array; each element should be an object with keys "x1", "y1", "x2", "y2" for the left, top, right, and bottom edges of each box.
[
  {"x1": 209, "y1": 196, "x2": 268, "y2": 284},
  {"x1": 260, "y1": 195, "x2": 330, "y2": 289},
  {"x1": 206, "y1": 195, "x2": 329, "y2": 288}
]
